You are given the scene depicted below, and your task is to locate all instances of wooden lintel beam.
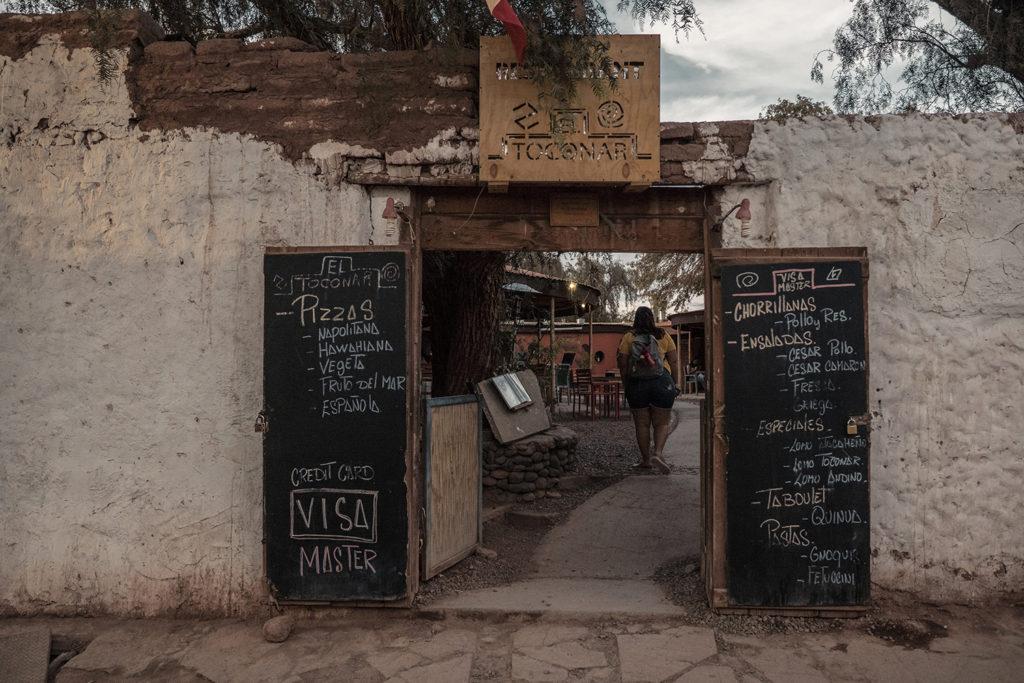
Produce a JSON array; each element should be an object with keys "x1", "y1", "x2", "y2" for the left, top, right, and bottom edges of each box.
[
  {"x1": 421, "y1": 215, "x2": 704, "y2": 252},
  {"x1": 624, "y1": 182, "x2": 651, "y2": 193}
]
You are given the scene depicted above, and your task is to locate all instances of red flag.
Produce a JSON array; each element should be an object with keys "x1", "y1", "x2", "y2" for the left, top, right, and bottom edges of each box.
[{"x1": 485, "y1": 0, "x2": 527, "y2": 63}]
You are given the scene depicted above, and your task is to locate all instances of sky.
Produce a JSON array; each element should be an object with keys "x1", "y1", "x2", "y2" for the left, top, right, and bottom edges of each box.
[
  {"x1": 603, "y1": 0, "x2": 856, "y2": 121},
  {"x1": 597, "y1": 2, "x2": 858, "y2": 315}
]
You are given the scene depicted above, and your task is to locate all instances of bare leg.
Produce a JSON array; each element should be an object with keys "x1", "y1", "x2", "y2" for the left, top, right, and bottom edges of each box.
[
  {"x1": 650, "y1": 406, "x2": 673, "y2": 474},
  {"x1": 631, "y1": 408, "x2": 652, "y2": 466}
]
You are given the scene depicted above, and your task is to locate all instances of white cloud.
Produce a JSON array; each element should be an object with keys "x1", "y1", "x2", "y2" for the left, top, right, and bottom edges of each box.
[{"x1": 605, "y1": 0, "x2": 855, "y2": 120}]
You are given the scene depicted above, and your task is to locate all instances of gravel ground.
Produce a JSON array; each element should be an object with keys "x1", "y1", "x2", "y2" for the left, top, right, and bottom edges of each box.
[
  {"x1": 651, "y1": 556, "x2": 853, "y2": 636},
  {"x1": 650, "y1": 556, "x2": 973, "y2": 643},
  {"x1": 554, "y1": 413, "x2": 643, "y2": 478}
]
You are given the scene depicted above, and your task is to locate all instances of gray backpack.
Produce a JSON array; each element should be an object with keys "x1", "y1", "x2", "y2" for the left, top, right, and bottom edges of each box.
[{"x1": 628, "y1": 333, "x2": 665, "y2": 379}]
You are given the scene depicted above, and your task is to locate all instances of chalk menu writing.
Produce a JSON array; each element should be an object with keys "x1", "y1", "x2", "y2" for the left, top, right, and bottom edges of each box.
[
  {"x1": 721, "y1": 261, "x2": 869, "y2": 607},
  {"x1": 264, "y1": 251, "x2": 408, "y2": 601}
]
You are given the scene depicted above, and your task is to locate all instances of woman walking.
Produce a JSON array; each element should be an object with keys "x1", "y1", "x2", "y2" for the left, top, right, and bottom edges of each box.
[{"x1": 617, "y1": 306, "x2": 678, "y2": 473}]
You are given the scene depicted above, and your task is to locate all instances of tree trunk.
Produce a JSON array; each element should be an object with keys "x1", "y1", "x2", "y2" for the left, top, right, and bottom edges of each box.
[
  {"x1": 934, "y1": 0, "x2": 1024, "y2": 84},
  {"x1": 423, "y1": 251, "x2": 506, "y2": 397}
]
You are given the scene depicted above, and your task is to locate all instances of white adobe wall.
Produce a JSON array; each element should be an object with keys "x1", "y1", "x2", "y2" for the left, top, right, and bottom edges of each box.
[
  {"x1": 0, "y1": 38, "x2": 406, "y2": 615},
  {"x1": 2, "y1": 32, "x2": 1021, "y2": 615},
  {"x1": 718, "y1": 115, "x2": 1024, "y2": 603}
]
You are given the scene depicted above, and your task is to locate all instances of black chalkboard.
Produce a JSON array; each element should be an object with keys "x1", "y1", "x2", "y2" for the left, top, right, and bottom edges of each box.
[
  {"x1": 721, "y1": 260, "x2": 869, "y2": 607},
  {"x1": 263, "y1": 250, "x2": 409, "y2": 602}
]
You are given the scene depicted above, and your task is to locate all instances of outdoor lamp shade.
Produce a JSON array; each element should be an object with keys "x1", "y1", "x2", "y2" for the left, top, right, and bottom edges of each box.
[
  {"x1": 737, "y1": 198, "x2": 752, "y2": 237},
  {"x1": 735, "y1": 199, "x2": 752, "y2": 222}
]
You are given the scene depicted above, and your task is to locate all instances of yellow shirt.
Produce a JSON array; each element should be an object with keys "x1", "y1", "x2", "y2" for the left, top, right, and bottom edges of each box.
[{"x1": 618, "y1": 331, "x2": 676, "y2": 374}]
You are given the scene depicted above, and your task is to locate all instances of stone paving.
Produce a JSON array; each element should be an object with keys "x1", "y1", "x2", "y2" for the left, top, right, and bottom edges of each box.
[
  {"x1": 12, "y1": 402, "x2": 1022, "y2": 681},
  {"x1": 6, "y1": 604, "x2": 1021, "y2": 682}
]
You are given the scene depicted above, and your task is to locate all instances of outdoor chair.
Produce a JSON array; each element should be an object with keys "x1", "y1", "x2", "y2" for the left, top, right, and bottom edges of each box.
[
  {"x1": 571, "y1": 369, "x2": 594, "y2": 417},
  {"x1": 555, "y1": 363, "x2": 572, "y2": 403}
]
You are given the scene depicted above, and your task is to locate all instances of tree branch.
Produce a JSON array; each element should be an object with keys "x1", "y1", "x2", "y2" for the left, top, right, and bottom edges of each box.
[
  {"x1": 216, "y1": 23, "x2": 267, "y2": 40},
  {"x1": 932, "y1": 0, "x2": 1024, "y2": 82}
]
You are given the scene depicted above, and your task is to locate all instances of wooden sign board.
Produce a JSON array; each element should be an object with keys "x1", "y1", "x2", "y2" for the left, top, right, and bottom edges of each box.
[
  {"x1": 476, "y1": 370, "x2": 551, "y2": 445},
  {"x1": 480, "y1": 35, "x2": 661, "y2": 189}
]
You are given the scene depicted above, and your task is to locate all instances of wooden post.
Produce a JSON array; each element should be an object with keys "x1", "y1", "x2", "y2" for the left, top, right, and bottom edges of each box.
[
  {"x1": 550, "y1": 296, "x2": 556, "y2": 402},
  {"x1": 588, "y1": 309, "x2": 594, "y2": 373},
  {"x1": 675, "y1": 325, "x2": 682, "y2": 386}
]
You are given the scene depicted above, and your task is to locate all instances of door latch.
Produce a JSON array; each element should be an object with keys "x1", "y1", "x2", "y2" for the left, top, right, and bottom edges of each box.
[{"x1": 846, "y1": 414, "x2": 871, "y2": 435}]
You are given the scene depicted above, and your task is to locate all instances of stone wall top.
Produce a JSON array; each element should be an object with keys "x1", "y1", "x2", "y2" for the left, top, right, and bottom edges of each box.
[
  {"x1": 0, "y1": 11, "x2": 162, "y2": 60},
  {"x1": 4, "y1": 11, "x2": 1023, "y2": 188},
  {"x1": 130, "y1": 39, "x2": 480, "y2": 172}
]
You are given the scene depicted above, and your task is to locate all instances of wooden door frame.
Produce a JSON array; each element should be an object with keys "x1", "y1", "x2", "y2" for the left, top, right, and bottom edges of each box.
[
  {"x1": 413, "y1": 184, "x2": 713, "y2": 596},
  {"x1": 706, "y1": 247, "x2": 870, "y2": 617},
  {"x1": 264, "y1": 244, "x2": 422, "y2": 607},
  {"x1": 417, "y1": 186, "x2": 706, "y2": 253}
]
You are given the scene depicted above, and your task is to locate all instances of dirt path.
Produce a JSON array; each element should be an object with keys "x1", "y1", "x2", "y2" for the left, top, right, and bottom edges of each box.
[{"x1": 431, "y1": 403, "x2": 701, "y2": 616}]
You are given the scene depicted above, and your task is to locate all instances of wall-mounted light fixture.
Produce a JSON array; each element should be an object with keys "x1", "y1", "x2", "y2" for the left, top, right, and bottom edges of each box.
[
  {"x1": 714, "y1": 197, "x2": 752, "y2": 237},
  {"x1": 736, "y1": 198, "x2": 752, "y2": 237},
  {"x1": 381, "y1": 197, "x2": 399, "y2": 238}
]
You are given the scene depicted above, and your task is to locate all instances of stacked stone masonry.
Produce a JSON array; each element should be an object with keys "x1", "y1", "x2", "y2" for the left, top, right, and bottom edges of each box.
[{"x1": 482, "y1": 426, "x2": 579, "y2": 502}]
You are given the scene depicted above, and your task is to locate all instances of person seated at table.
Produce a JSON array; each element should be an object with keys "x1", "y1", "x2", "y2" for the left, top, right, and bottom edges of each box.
[
  {"x1": 617, "y1": 307, "x2": 678, "y2": 474},
  {"x1": 687, "y1": 358, "x2": 706, "y2": 392}
]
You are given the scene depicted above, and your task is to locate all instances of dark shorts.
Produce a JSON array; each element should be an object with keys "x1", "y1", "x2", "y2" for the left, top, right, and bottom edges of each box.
[{"x1": 624, "y1": 372, "x2": 677, "y2": 410}]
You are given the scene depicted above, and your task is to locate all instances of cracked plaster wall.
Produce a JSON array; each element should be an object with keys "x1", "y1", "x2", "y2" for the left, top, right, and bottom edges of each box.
[
  {"x1": 718, "y1": 115, "x2": 1024, "y2": 603},
  {"x1": 0, "y1": 39, "x2": 407, "y2": 615},
  {"x1": 2, "y1": 24, "x2": 1022, "y2": 615}
]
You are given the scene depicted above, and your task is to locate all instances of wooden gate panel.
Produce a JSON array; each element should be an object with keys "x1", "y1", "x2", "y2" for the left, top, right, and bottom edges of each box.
[{"x1": 424, "y1": 395, "x2": 482, "y2": 579}]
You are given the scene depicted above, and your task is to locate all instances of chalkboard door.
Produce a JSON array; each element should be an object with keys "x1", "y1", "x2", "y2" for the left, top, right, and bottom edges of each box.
[
  {"x1": 708, "y1": 248, "x2": 870, "y2": 612},
  {"x1": 263, "y1": 247, "x2": 417, "y2": 603}
]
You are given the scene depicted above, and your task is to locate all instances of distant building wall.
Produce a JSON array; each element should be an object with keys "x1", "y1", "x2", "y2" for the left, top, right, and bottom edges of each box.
[
  {"x1": 1, "y1": 13, "x2": 1021, "y2": 615},
  {"x1": 513, "y1": 326, "x2": 629, "y2": 378}
]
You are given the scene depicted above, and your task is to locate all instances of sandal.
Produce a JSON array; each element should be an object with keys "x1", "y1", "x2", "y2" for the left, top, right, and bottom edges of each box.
[
  {"x1": 650, "y1": 456, "x2": 671, "y2": 474},
  {"x1": 632, "y1": 461, "x2": 653, "y2": 471}
]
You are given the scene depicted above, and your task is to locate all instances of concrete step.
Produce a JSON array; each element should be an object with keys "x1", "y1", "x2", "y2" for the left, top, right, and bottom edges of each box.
[{"x1": 425, "y1": 578, "x2": 686, "y2": 618}]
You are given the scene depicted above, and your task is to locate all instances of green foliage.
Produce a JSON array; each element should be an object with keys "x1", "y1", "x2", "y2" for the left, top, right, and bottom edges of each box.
[
  {"x1": 505, "y1": 252, "x2": 634, "y2": 322},
  {"x1": 563, "y1": 253, "x2": 637, "y2": 322},
  {"x1": 760, "y1": 95, "x2": 834, "y2": 123},
  {"x1": 508, "y1": 251, "x2": 566, "y2": 279},
  {"x1": 9, "y1": 1, "x2": 700, "y2": 107},
  {"x1": 629, "y1": 252, "x2": 702, "y2": 320},
  {"x1": 85, "y1": 6, "x2": 125, "y2": 84},
  {"x1": 509, "y1": 250, "x2": 702, "y2": 322},
  {"x1": 618, "y1": 0, "x2": 702, "y2": 37},
  {"x1": 813, "y1": 0, "x2": 1024, "y2": 113}
]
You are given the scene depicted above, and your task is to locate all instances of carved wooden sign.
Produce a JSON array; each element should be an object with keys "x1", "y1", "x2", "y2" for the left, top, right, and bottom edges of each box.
[{"x1": 479, "y1": 35, "x2": 660, "y2": 189}]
